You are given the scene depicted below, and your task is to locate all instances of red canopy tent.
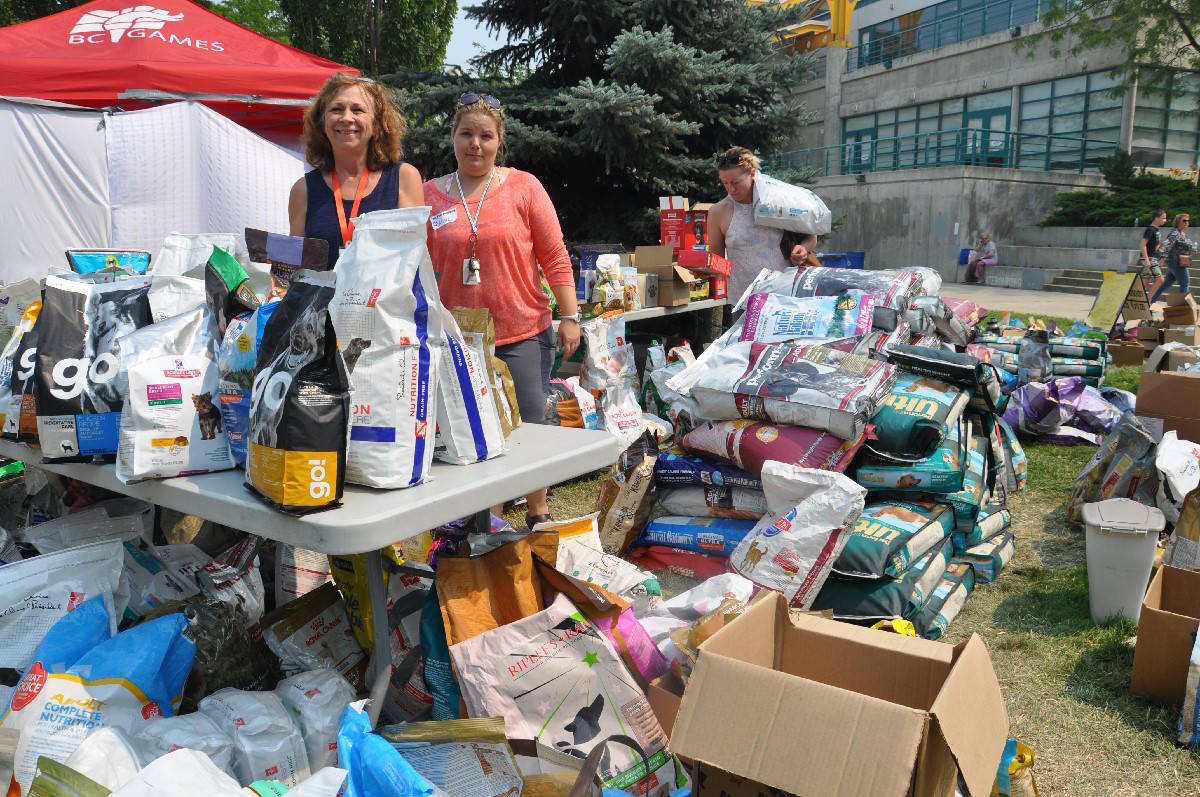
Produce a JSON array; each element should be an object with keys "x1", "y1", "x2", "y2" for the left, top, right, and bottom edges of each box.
[{"x1": 0, "y1": 0, "x2": 357, "y2": 139}]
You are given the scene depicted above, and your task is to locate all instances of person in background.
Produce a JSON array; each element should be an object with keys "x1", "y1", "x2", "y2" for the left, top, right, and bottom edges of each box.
[
  {"x1": 1140, "y1": 208, "x2": 1168, "y2": 299},
  {"x1": 424, "y1": 92, "x2": 580, "y2": 529},
  {"x1": 707, "y1": 147, "x2": 790, "y2": 303},
  {"x1": 964, "y1": 233, "x2": 997, "y2": 284},
  {"x1": 780, "y1": 231, "x2": 821, "y2": 268},
  {"x1": 1151, "y1": 213, "x2": 1198, "y2": 303},
  {"x1": 288, "y1": 74, "x2": 423, "y2": 268}
]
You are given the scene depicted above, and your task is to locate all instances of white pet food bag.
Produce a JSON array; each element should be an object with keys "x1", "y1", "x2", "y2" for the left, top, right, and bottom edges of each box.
[
  {"x1": 154, "y1": 233, "x2": 240, "y2": 278},
  {"x1": 198, "y1": 689, "x2": 311, "y2": 788},
  {"x1": 752, "y1": 173, "x2": 832, "y2": 235},
  {"x1": 435, "y1": 313, "x2": 505, "y2": 465},
  {"x1": 330, "y1": 207, "x2": 445, "y2": 488},
  {"x1": 580, "y1": 312, "x2": 636, "y2": 392},
  {"x1": 274, "y1": 668, "x2": 357, "y2": 771},
  {"x1": 147, "y1": 275, "x2": 206, "y2": 323},
  {"x1": 129, "y1": 712, "x2": 238, "y2": 780},
  {"x1": 115, "y1": 305, "x2": 235, "y2": 483},
  {"x1": 729, "y1": 462, "x2": 865, "y2": 609},
  {"x1": 601, "y1": 385, "x2": 645, "y2": 447}
]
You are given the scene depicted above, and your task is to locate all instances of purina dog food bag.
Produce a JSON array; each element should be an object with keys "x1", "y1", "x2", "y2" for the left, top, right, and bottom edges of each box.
[
  {"x1": 0, "y1": 299, "x2": 40, "y2": 440},
  {"x1": 636, "y1": 515, "x2": 757, "y2": 558},
  {"x1": 330, "y1": 207, "x2": 444, "y2": 489},
  {"x1": 218, "y1": 301, "x2": 280, "y2": 467},
  {"x1": 115, "y1": 305, "x2": 236, "y2": 483},
  {"x1": 246, "y1": 271, "x2": 350, "y2": 514},
  {"x1": 739, "y1": 291, "x2": 875, "y2": 344},
  {"x1": 734, "y1": 266, "x2": 921, "y2": 331},
  {"x1": 35, "y1": 274, "x2": 153, "y2": 462},
  {"x1": 654, "y1": 449, "x2": 762, "y2": 490},
  {"x1": 681, "y1": 419, "x2": 865, "y2": 477}
]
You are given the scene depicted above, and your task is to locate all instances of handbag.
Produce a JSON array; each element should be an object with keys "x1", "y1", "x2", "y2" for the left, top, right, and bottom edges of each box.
[{"x1": 1180, "y1": 254, "x2": 1192, "y2": 268}]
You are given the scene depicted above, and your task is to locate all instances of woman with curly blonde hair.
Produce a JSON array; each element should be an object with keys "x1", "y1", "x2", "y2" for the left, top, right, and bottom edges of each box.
[{"x1": 288, "y1": 73, "x2": 423, "y2": 269}]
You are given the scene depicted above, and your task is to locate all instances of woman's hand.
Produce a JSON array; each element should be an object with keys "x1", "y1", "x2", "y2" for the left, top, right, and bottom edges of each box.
[
  {"x1": 789, "y1": 245, "x2": 809, "y2": 266},
  {"x1": 558, "y1": 319, "x2": 581, "y2": 359}
]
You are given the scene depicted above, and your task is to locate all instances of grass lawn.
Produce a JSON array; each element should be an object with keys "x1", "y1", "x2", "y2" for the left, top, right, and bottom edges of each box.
[{"x1": 510, "y1": 308, "x2": 1200, "y2": 795}]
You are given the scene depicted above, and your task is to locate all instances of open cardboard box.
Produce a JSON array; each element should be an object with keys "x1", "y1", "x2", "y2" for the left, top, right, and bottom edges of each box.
[
  {"x1": 1144, "y1": 344, "x2": 1200, "y2": 373},
  {"x1": 1131, "y1": 565, "x2": 1200, "y2": 707},
  {"x1": 1136, "y1": 370, "x2": 1200, "y2": 442},
  {"x1": 1110, "y1": 342, "x2": 1146, "y2": 366},
  {"x1": 1163, "y1": 326, "x2": 1200, "y2": 346},
  {"x1": 635, "y1": 245, "x2": 697, "y2": 307},
  {"x1": 1162, "y1": 293, "x2": 1198, "y2": 326},
  {"x1": 670, "y1": 593, "x2": 1008, "y2": 797}
]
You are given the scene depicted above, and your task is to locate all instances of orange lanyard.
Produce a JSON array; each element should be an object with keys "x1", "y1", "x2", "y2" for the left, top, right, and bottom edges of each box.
[{"x1": 331, "y1": 168, "x2": 371, "y2": 246}]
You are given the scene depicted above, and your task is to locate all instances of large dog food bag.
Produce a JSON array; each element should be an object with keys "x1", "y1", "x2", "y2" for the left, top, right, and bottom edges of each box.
[
  {"x1": 855, "y1": 420, "x2": 965, "y2": 493},
  {"x1": 637, "y1": 515, "x2": 757, "y2": 558},
  {"x1": 246, "y1": 271, "x2": 350, "y2": 514},
  {"x1": 434, "y1": 313, "x2": 505, "y2": 465},
  {"x1": 115, "y1": 305, "x2": 235, "y2": 483},
  {"x1": 867, "y1": 370, "x2": 969, "y2": 462},
  {"x1": 913, "y1": 561, "x2": 975, "y2": 640},
  {"x1": 952, "y1": 503, "x2": 1010, "y2": 553},
  {"x1": 330, "y1": 207, "x2": 444, "y2": 489},
  {"x1": 955, "y1": 531, "x2": 1015, "y2": 584},
  {"x1": 35, "y1": 275, "x2": 153, "y2": 461},
  {"x1": 0, "y1": 299, "x2": 40, "y2": 439},
  {"x1": 729, "y1": 463, "x2": 866, "y2": 609},
  {"x1": 657, "y1": 484, "x2": 768, "y2": 520},
  {"x1": 681, "y1": 419, "x2": 864, "y2": 477},
  {"x1": 655, "y1": 449, "x2": 762, "y2": 490},
  {"x1": 739, "y1": 292, "x2": 875, "y2": 344},
  {"x1": 685, "y1": 341, "x2": 895, "y2": 440},
  {"x1": 812, "y1": 536, "x2": 953, "y2": 622},
  {"x1": 449, "y1": 593, "x2": 682, "y2": 796},
  {"x1": 832, "y1": 499, "x2": 955, "y2": 580},
  {"x1": 751, "y1": 173, "x2": 832, "y2": 235},
  {"x1": 734, "y1": 266, "x2": 921, "y2": 331}
]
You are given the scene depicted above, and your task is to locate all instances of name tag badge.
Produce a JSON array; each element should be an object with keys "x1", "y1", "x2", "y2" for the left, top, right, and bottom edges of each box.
[{"x1": 431, "y1": 208, "x2": 458, "y2": 230}]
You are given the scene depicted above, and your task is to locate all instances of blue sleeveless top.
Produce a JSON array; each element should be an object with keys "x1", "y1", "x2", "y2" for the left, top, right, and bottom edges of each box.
[{"x1": 304, "y1": 162, "x2": 403, "y2": 269}]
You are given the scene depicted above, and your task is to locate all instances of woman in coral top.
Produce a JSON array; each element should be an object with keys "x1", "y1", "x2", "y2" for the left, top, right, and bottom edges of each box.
[{"x1": 424, "y1": 93, "x2": 580, "y2": 528}]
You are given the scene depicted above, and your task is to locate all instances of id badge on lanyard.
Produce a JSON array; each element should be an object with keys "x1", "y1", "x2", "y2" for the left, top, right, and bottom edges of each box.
[{"x1": 454, "y1": 170, "x2": 496, "y2": 286}]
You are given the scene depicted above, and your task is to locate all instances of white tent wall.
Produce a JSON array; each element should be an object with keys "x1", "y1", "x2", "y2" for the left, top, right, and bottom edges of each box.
[
  {"x1": 0, "y1": 98, "x2": 110, "y2": 283},
  {"x1": 106, "y1": 102, "x2": 304, "y2": 253}
]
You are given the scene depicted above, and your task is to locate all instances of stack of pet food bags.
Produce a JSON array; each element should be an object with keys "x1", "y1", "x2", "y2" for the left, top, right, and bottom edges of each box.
[
  {"x1": 814, "y1": 342, "x2": 1027, "y2": 639},
  {"x1": 971, "y1": 329, "x2": 1110, "y2": 389}
]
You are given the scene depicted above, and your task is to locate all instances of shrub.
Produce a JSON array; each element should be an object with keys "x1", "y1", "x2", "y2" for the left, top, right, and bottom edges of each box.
[{"x1": 1041, "y1": 172, "x2": 1200, "y2": 227}]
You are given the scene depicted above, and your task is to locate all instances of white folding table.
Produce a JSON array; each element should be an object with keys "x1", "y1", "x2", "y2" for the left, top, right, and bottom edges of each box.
[{"x1": 0, "y1": 424, "x2": 622, "y2": 723}]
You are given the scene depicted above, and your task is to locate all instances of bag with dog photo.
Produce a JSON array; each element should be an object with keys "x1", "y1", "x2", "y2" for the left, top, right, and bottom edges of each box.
[
  {"x1": 35, "y1": 274, "x2": 153, "y2": 461},
  {"x1": 246, "y1": 270, "x2": 350, "y2": 514},
  {"x1": 116, "y1": 304, "x2": 235, "y2": 483}
]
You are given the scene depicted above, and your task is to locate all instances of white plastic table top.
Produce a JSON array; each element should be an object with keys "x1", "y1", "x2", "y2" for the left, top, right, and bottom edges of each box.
[
  {"x1": 621, "y1": 298, "x2": 728, "y2": 322},
  {"x1": 0, "y1": 424, "x2": 621, "y2": 555}
]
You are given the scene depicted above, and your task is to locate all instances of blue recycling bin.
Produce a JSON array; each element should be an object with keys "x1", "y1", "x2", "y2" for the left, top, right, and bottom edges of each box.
[
  {"x1": 822, "y1": 252, "x2": 850, "y2": 268},
  {"x1": 959, "y1": 247, "x2": 972, "y2": 265},
  {"x1": 845, "y1": 251, "x2": 866, "y2": 269}
]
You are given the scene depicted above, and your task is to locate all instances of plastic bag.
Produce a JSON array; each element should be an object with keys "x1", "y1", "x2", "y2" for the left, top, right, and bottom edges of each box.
[
  {"x1": 338, "y1": 700, "x2": 435, "y2": 797},
  {"x1": 730, "y1": 463, "x2": 866, "y2": 609},
  {"x1": 262, "y1": 582, "x2": 367, "y2": 691},
  {"x1": 601, "y1": 386, "x2": 645, "y2": 448},
  {"x1": 580, "y1": 312, "x2": 636, "y2": 392},
  {"x1": 198, "y1": 689, "x2": 311, "y2": 788},
  {"x1": 752, "y1": 173, "x2": 832, "y2": 235},
  {"x1": 1016, "y1": 330, "x2": 1051, "y2": 385},
  {"x1": 1155, "y1": 431, "x2": 1200, "y2": 524},
  {"x1": 154, "y1": 233, "x2": 240, "y2": 279},
  {"x1": 275, "y1": 669, "x2": 357, "y2": 772}
]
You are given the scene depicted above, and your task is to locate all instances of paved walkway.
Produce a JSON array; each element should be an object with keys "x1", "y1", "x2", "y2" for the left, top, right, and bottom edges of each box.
[{"x1": 941, "y1": 283, "x2": 1094, "y2": 320}]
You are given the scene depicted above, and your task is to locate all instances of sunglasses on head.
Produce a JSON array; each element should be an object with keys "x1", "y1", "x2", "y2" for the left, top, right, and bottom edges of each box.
[{"x1": 459, "y1": 92, "x2": 501, "y2": 109}]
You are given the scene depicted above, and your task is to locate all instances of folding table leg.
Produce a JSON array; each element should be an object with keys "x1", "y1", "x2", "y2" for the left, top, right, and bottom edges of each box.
[
  {"x1": 474, "y1": 508, "x2": 491, "y2": 534},
  {"x1": 364, "y1": 548, "x2": 391, "y2": 727}
]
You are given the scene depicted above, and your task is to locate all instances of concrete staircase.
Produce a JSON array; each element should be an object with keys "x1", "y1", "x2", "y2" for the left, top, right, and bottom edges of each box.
[{"x1": 959, "y1": 226, "x2": 1200, "y2": 297}]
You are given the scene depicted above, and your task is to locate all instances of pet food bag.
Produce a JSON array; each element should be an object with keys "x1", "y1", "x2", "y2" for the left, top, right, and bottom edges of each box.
[
  {"x1": 684, "y1": 341, "x2": 895, "y2": 440},
  {"x1": 198, "y1": 689, "x2": 312, "y2": 788},
  {"x1": 601, "y1": 384, "x2": 646, "y2": 448},
  {"x1": 245, "y1": 228, "x2": 331, "y2": 300},
  {"x1": 2, "y1": 598, "x2": 195, "y2": 795},
  {"x1": 580, "y1": 312, "x2": 636, "y2": 392},
  {"x1": 35, "y1": 275, "x2": 153, "y2": 461},
  {"x1": 832, "y1": 499, "x2": 955, "y2": 580},
  {"x1": 275, "y1": 668, "x2": 357, "y2": 772},
  {"x1": 247, "y1": 270, "x2": 350, "y2": 514},
  {"x1": 952, "y1": 502, "x2": 1010, "y2": 553},
  {"x1": 739, "y1": 292, "x2": 875, "y2": 344},
  {"x1": 375, "y1": 716, "x2": 525, "y2": 797},
  {"x1": 1016, "y1": 330, "x2": 1051, "y2": 385},
  {"x1": 217, "y1": 300, "x2": 280, "y2": 468},
  {"x1": 812, "y1": 536, "x2": 953, "y2": 621},
  {"x1": 729, "y1": 462, "x2": 866, "y2": 609},
  {"x1": 681, "y1": 419, "x2": 864, "y2": 477},
  {"x1": 955, "y1": 531, "x2": 1014, "y2": 584},
  {"x1": 1179, "y1": 633, "x2": 1200, "y2": 749},
  {"x1": 115, "y1": 305, "x2": 235, "y2": 483},
  {"x1": 154, "y1": 233, "x2": 240, "y2": 278},
  {"x1": 654, "y1": 449, "x2": 762, "y2": 490},
  {"x1": 450, "y1": 593, "x2": 678, "y2": 796},
  {"x1": 330, "y1": 207, "x2": 445, "y2": 489},
  {"x1": 656, "y1": 484, "x2": 767, "y2": 520},
  {"x1": 856, "y1": 420, "x2": 965, "y2": 493},
  {"x1": 751, "y1": 173, "x2": 832, "y2": 235},
  {"x1": 147, "y1": 275, "x2": 206, "y2": 323},
  {"x1": 636, "y1": 515, "x2": 757, "y2": 558},
  {"x1": 0, "y1": 299, "x2": 40, "y2": 438},
  {"x1": 913, "y1": 561, "x2": 975, "y2": 640},
  {"x1": 434, "y1": 313, "x2": 505, "y2": 465},
  {"x1": 734, "y1": 267, "x2": 921, "y2": 331},
  {"x1": 888, "y1": 344, "x2": 1004, "y2": 414},
  {"x1": 1067, "y1": 412, "x2": 1158, "y2": 524},
  {"x1": 262, "y1": 582, "x2": 367, "y2": 691},
  {"x1": 628, "y1": 545, "x2": 731, "y2": 581},
  {"x1": 555, "y1": 537, "x2": 663, "y2": 610},
  {"x1": 596, "y1": 430, "x2": 659, "y2": 554},
  {"x1": 867, "y1": 371, "x2": 969, "y2": 462},
  {"x1": 450, "y1": 307, "x2": 520, "y2": 437},
  {"x1": 0, "y1": 279, "x2": 40, "y2": 349},
  {"x1": 206, "y1": 247, "x2": 261, "y2": 338},
  {"x1": 129, "y1": 712, "x2": 238, "y2": 780},
  {"x1": 903, "y1": 297, "x2": 969, "y2": 347}
]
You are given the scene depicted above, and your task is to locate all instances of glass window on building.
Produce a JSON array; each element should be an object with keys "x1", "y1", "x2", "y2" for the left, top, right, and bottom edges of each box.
[
  {"x1": 1017, "y1": 71, "x2": 1121, "y2": 170},
  {"x1": 1133, "y1": 72, "x2": 1200, "y2": 169}
]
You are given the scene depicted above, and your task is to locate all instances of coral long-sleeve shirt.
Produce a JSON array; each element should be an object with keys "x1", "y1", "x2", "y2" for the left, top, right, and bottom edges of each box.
[{"x1": 424, "y1": 168, "x2": 573, "y2": 346}]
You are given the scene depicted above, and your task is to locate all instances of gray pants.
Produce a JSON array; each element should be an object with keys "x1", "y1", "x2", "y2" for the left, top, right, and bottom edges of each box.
[{"x1": 496, "y1": 326, "x2": 554, "y2": 425}]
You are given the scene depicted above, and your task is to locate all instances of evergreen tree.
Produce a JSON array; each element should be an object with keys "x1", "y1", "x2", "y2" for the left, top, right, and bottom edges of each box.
[{"x1": 393, "y1": 0, "x2": 815, "y2": 242}]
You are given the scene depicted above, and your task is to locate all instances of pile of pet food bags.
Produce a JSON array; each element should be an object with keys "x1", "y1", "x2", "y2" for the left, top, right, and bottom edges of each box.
[
  {"x1": 596, "y1": 264, "x2": 1027, "y2": 657},
  {"x1": 968, "y1": 317, "x2": 1135, "y2": 445}
]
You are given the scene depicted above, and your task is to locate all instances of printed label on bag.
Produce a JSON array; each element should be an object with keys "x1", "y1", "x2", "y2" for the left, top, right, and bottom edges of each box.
[{"x1": 249, "y1": 443, "x2": 339, "y2": 507}]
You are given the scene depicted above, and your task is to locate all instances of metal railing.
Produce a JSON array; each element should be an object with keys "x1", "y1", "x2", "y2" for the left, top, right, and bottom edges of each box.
[
  {"x1": 766, "y1": 129, "x2": 1118, "y2": 176},
  {"x1": 846, "y1": 0, "x2": 1044, "y2": 72}
]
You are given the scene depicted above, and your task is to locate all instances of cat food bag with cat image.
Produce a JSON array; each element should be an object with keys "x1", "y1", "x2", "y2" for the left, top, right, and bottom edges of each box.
[
  {"x1": 434, "y1": 312, "x2": 505, "y2": 465},
  {"x1": 580, "y1": 311, "x2": 637, "y2": 392},
  {"x1": 115, "y1": 305, "x2": 235, "y2": 483},
  {"x1": 217, "y1": 300, "x2": 281, "y2": 468},
  {"x1": 206, "y1": 247, "x2": 260, "y2": 338},
  {"x1": 245, "y1": 228, "x2": 331, "y2": 301},
  {"x1": 450, "y1": 593, "x2": 680, "y2": 797},
  {"x1": 35, "y1": 274, "x2": 153, "y2": 461},
  {"x1": 330, "y1": 207, "x2": 444, "y2": 489},
  {"x1": 831, "y1": 499, "x2": 955, "y2": 580},
  {"x1": 867, "y1": 370, "x2": 969, "y2": 463},
  {"x1": 0, "y1": 298, "x2": 40, "y2": 438},
  {"x1": 246, "y1": 270, "x2": 350, "y2": 514},
  {"x1": 739, "y1": 291, "x2": 876, "y2": 344},
  {"x1": 729, "y1": 463, "x2": 866, "y2": 609}
]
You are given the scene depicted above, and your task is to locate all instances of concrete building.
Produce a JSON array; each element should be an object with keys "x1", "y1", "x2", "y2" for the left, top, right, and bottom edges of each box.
[{"x1": 775, "y1": 1, "x2": 1200, "y2": 284}]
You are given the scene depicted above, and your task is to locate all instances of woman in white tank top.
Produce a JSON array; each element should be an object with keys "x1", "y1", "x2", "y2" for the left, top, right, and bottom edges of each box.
[{"x1": 707, "y1": 147, "x2": 796, "y2": 303}]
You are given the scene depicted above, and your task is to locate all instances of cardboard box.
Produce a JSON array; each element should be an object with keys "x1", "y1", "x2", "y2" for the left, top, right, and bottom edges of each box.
[
  {"x1": 1144, "y1": 344, "x2": 1200, "y2": 373},
  {"x1": 1131, "y1": 566, "x2": 1200, "y2": 707},
  {"x1": 1163, "y1": 326, "x2": 1200, "y2": 346},
  {"x1": 677, "y1": 249, "x2": 733, "y2": 278},
  {"x1": 647, "y1": 668, "x2": 686, "y2": 739},
  {"x1": 1167, "y1": 291, "x2": 1198, "y2": 308},
  {"x1": 1136, "y1": 370, "x2": 1200, "y2": 441},
  {"x1": 1137, "y1": 324, "x2": 1163, "y2": 344},
  {"x1": 659, "y1": 200, "x2": 714, "y2": 257},
  {"x1": 1162, "y1": 294, "x2": 1198, "y2": 325},
  {"x1": 635, "y1": 245, "x2": 695, "y2": 307},
  {"x1": 670, "y1": 593, "x2": 1008, "y2": 797},
  {"x1": 709, "y1": 278, "x2": 728, "y2": 301},
  {"x1": 638, "y1": 273, "x2": 659, "y2": 308},
  {"x1": 1110, "y1": 342, "x2": 1146, "y2": 366}
]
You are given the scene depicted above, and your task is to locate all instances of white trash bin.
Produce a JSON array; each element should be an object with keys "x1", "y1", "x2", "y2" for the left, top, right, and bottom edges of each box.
[{"x1": 1081, "y1": 498, "x2": 1165, "y2": 624}]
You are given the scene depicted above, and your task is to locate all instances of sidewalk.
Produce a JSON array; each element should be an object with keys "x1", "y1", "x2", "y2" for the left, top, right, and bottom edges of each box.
[{"x1": 942, "y1": 283, "x2": 1094, "y2": 320}]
